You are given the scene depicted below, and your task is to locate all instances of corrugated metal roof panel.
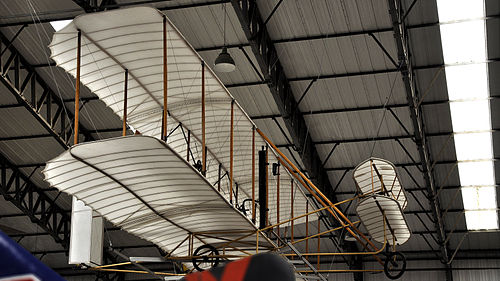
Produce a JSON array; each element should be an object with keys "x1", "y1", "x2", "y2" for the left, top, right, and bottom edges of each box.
[
  {"x1": 409, "y1": 27, "x2": 444, "y2": 67},
  {"x1": 397, "y1": 165, "x2": 426, "y2": 189},
  {"x1": 18, "y1": 234, "x2": 65, "y2": 253},
  {"x1": 415, "y1": 68, "x2": 448, "y2": 103},
  {"x1": 0, "y1": 138, "x2": 64, "y2": 166},
  {"x1": 432, "y1": 163, "x2": 461, "y2": 189},
  {"x1": 253, "y1": 118, "x2": 289, "y2": 146},
  {"x1": 116, "y1": 0, "x2": 223, "y2": 9},
  {"x1": 365, "y1": 260, "x2": 446, "y2": 281},
  {"x1": 274, "y1": 34, "x2": 397, "y2": 79},
  {"x1": 0, "y1": 211, "x2": 51, "y2": 234},
  {"x1": 438, "y1": 188, "x2": 465, "y2": 214},
  {"x1": 304, "y1": 107, "x2": 413, "y2": 143},
  {"x1": 0, "y1": 85, "x2": 20, "y2": 106},
  {"x1": 0, "y1": 108, "x2": 49, "y2": 137},
  {"x1": 449, "y1": 231, "x2": 500, "y2": 251},
  {"x1": 427, "y1": 135, "x2": 456, "y2": 163},
  {"x1": 453, "y1": 259, "x2": 500, "y2": 281},
  {"x1": 422, "y1": 104, "x2": 453, "y2": 134},
  {"x1": 234, "y1": 85, "x2": 280, "y2": 117},
  {"x1": 77, "y1": 100, "x2": 123, "y2": 132},
  {"x1": 163, "y1": 3, "x2": 247, "y2": 49},
  {"x1": 486, "y1": 0, "x2": 500, "y2": 16},
  {"x1": 487, "y1": 18, "x2": 500, "y2": 59},
  {"x1": 402, "y1": 0, "x2": 439, "y2": 26},
  {"x1": 0, "y1": 0, "x2": 81, "y2": 26},
  {"x1": 405, "y1": 189, "x2": 431, "y2": 212},
  {"x1": 327, "y1": 170, "x2": 354, "y2": 194},
  {"x1": 0, "y1": 197, "x2": 25, "y2": 214},
  {"x1": 319, "y1": 139, "x2": 418, "y2": 171},
  {"x1": 291, "y1": 73, "x2": 407, "y2": 113},
  {"x1": 258, "y1": 0, "x2": 392, "y2": 41}
]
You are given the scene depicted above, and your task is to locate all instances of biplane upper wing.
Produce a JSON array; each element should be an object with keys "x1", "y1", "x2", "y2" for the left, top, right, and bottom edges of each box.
[
  {"x1": 353, "y1": 158, "x2": 407, "y2": 209},
  {"x1": 48, "y1": 6, "x2": 314, "y2": 229}
]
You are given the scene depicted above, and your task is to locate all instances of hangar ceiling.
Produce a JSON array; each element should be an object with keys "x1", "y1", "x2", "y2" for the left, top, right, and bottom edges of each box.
[{"x1": 0, "y1": 1, "x2": 499, "y2": 280}]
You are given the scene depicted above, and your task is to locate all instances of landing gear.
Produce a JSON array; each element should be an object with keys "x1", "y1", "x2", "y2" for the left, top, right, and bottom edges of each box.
[
  {"x1": 384, "y1": 251, "x2": 406, "y2": 279},
  {"x1": 192, "y1": 244, "x2": 220, "y2": 271}
]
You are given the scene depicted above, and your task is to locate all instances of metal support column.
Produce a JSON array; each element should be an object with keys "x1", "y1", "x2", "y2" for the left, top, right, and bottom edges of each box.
[
  {"x1": 0, "y1": 153, "x2": 70, "y2": 249},
  {"x1": 258, "y1": 147, "x2": 267, "y2": 229},
  {"x1": 387, "y1": 1, "x2": 452, "y2": 280},
  {"x1": 230, "y1": 0, "x2": 359, "y2": 273},
  {"x1": 230, "y1": 0, "x2": 338, "y2": 201}
]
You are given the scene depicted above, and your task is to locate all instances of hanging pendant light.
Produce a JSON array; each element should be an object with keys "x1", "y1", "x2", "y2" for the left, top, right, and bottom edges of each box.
[
  {"x1": 215, "y1": 47, "x2": 236, "y2": 72},
  {"x1": 215, "y1": 3, "x2": 235, "y2": 72}
]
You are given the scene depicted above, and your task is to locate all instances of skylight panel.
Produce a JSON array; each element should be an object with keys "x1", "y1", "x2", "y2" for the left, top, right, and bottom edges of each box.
[
  {"x1": 436, "y1": 0, "x2": 484, "y2": 22},
  {"x1": 454, "y1": 133, "x2": 493, "y2": 161},
  {"x1": 437, "y1": 0, "x2": 497, "y2": 230},
  {"x1": 465, "y1": 210, "x2": 499, "y2": 230},
  {"x1": 449, "y1": 100, "x2": 491, "y2": 132},
  {"x1": 440, "y1": 20, "x2": 486, "y2": 64},
  {"x1": 462, "y1": 186, "x2": 497, "y2": 210},
  {"x1": 445, "y1": 63, "x2": 488, "y2": 101},
  {"x1": 457, "y1": 161, "x2": 495, "y2": 187},
  {"x1": 50, "y1": 20, "x2": 72, "y2": 32}
]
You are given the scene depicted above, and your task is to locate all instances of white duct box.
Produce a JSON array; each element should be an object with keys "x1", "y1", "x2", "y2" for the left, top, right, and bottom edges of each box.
[{"x1": 69, "y1": 197, "x2": 103, "y2": 265}]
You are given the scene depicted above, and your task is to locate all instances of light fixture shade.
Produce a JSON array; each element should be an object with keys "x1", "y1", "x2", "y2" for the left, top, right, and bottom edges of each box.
[{"x1": 214, "y1": 47, "x2": 236, "y2": 72}]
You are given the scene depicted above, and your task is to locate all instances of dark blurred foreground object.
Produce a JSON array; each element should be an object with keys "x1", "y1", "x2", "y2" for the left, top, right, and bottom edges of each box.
[
  {"x1": 0, "y1": 230, "x2": 65, "y2": 281},
  {"x1": 183, "y1": 252, "x2": 295, "y2": 281}
]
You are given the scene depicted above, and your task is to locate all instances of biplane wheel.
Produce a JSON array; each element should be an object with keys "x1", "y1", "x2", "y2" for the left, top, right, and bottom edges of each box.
[
  {"x1": 192, "y1": 244, "x2": 220, "y2": 271},
  {"x1": 384, "y1": 251, "x2": 406, "y2": 279}
]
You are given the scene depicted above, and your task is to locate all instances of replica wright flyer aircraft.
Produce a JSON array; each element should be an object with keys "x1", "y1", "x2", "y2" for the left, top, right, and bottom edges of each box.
[{"x1": 43, "y1": 7, "x2": 411, "y2": 280}]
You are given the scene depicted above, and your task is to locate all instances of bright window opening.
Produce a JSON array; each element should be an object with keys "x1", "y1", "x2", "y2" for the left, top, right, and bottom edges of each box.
[
  {"x1": 462, "y1": 186, "x2": 497, "y2": 210},
  {"x1": 440, "y1": 20, "x2": 486, "y2": 64},
  {"x1": 457, "y1": 161, "x2": 495, "y2": 187},
  {"x1": 454, "y1": 133, "x2": 493, "y2": 161},
  {"x1": 436, "y1": 0, "x2": 484, "y2": 22},
  {"x1": 449, "y1": 100, "x2": 491, "y2": 132},
  {"x1": 50, "y1": 20, "x2": 72, "y2": 32},
  {"x1": 465, "y1": 210, "x2": 499, "y2": 230},
  {"x1": 445, "y1": 63, "x2": 488, "y2": 101},
  {"x1": 437, "y1": 0, "x2": 498, "y2": 230}
]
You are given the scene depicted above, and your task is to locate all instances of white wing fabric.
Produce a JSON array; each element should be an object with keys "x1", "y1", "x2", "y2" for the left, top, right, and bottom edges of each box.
[
  {"x1": 43, "y1": 136, "x2": 274, "y2": 256},
  {"x1": 48, "y1": 7, "x2": 315, "y2": 242},
  {"x1": 356, "y1": 195, "x2": 410, "y2": 245},
  {"x1": 353, "y1": 158, "x2": 407, "y2": 209}
]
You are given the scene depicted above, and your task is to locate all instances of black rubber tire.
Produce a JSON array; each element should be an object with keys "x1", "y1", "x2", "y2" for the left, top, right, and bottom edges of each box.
[
  {"x1": 192, "y1": 244, "x2": 220, "y2": 271},
  {"x1": 384, "y1": 251, "x2": 406, "y2": 279}
]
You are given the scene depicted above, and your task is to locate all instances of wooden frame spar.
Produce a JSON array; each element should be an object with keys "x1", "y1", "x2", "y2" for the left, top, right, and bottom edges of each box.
[
  {"x1": 90, "y1": 201, "x2": 390, "y2": 276},
  {"x1": 88, "y1": 130, "x2": 403, "y2": 278},
  {"x1": 256, "y1": 130, "x2": 384, "y2": 257},
  {"x1": 61, "y1": 8, "x2": 406, "y2": 278},
  {"x1": 74, "y1": 29, "x2": 81, "y2": 145}
]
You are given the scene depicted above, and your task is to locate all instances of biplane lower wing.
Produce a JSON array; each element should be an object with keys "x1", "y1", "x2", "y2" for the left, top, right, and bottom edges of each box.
[
  {"x1": 356, "y1": 195, "x2": 410, "y2": 245},
  {"x1": 43, "y1": 136, "x2": 274, "y2": 261}
]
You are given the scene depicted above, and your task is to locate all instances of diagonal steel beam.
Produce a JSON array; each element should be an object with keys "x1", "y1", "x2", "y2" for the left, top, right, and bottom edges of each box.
[
  {"x1": 0, "y1": 31, "x2": 99, "y2": 146},
  {"x1": 230, "y1": 0, "x2": 361, "y2": 274},
  {"x1": 0, "y1": 152, "x2": 70, "y2": 249},
  {"x1": 325, "y1": 159, "x2": 463, "y2": 171},
  {"x1": 230, "y1": 0, "x2": 336, "y2": 201},
  {"x1": 71, "y1": 0, "x2": 96, "y2": 12},
  {"x1": 387, "y1": 0, "x2": 453, "y2": 279},
  {"x1": 0, "y1": 30, "x2": 126, "y2": 280}
]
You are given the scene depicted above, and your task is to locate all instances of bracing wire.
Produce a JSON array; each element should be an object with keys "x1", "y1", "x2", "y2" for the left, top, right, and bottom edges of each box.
[
  {"x1": 25, "y1": 0, "x2": 105, "y2": 140},
  {"x1": 369, "y1": 63, "x2": 401, "y2": 157},
  {"x1": 25, "y1": 0, "x2": 75, "y2": 140}
]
